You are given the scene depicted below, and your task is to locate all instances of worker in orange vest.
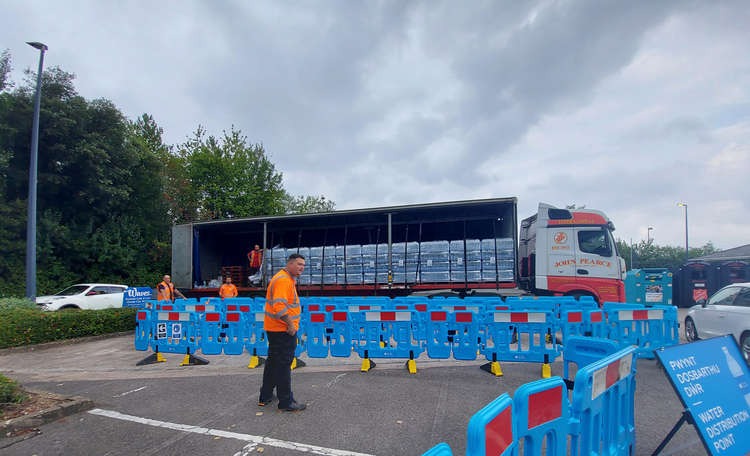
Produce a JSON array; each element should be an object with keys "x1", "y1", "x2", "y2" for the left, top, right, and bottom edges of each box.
[
  {"x1": 258, "y1": 253, "x2": 306, "y2": 412},
  {"x1": 248, "y1": 244, "x2": 263, "y2": 276},
  {"x1": 156, "y1": 275, "x2": 186, "y2": 302},
  {"x1": 218, "y1": 276, "x2": 238, "y2": 299}
]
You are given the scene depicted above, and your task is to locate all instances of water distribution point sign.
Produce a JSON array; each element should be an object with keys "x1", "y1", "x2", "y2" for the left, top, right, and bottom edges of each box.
[{"x1": 656, "y1": 335, "x2": 750, "y2": 455}]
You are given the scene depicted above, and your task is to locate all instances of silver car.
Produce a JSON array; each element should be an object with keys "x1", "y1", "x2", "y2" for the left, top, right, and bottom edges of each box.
[
  {"x1": 685, "y1": 282, "x2": 750, "y2": 361},
  {"x1": 36, "y1": 284, "x2": 128, "y2": 311}
]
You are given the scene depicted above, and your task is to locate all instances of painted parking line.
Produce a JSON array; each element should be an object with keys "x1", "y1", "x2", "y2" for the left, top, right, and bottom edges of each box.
[{"x1": 87, "y1": 408, "x2": 374, "y2": 456}]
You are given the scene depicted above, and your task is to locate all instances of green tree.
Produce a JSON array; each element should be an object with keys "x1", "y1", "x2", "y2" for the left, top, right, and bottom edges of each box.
[
  {"x1": 282, "y1": 193, "x2": 335, "y2": 214},
  {"x1": 0, "y1": 49, "x2": 11, "y2": 92},
  {"x1": 616, "y1": 239, "x2": 719, "y2": 271},
  {"x1": 176, "y1": 126, "x2": 286, "y2": 221}
]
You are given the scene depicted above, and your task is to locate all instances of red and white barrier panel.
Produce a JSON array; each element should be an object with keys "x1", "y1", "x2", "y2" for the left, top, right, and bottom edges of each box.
[
  {"x1": 617, "y1": 309, "x2": 663, "y2": 321},
  {"x1": 493, "y1": 312, "x2": 547, "y2": 323},
  {"x1": 157, "y1": 312, "x2": 191, "y2": 321},
  {"x1": 365, "y1": 311, "x2": 412, "y2": 322},
  {"x1": 591, "y1": 352, "x2": 634, "y2": 399}
]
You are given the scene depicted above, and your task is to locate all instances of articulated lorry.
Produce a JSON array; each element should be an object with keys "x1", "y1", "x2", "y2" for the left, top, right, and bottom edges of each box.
[{"x1": 172, "y1": 198, "x2": 625, "y2": 302}]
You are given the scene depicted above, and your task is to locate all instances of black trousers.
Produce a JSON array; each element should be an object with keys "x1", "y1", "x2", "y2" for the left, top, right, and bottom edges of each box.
[{"x1": 259, "y1": 331, "x2": 297, "y2": 407}]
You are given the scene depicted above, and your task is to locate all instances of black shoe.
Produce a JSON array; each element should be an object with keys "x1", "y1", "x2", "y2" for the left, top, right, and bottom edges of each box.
[
  {"x1": 280, "y1": 400, "x2": 306, "y2": 412},
  {"x1": 258, "y1": 395, "x2": 276, "y2": 406}
]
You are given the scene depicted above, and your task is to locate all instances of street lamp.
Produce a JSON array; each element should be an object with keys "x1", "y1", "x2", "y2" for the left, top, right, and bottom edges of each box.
[
  {"x1": 677, "y1": 203, "x2": 688, "y2": 263},
  {"x1": 25, "y1": 41, "x2": 48, "y2": 301},
  {"x1": 647, "y1": 227, "x2": 654, "y2": 244}
]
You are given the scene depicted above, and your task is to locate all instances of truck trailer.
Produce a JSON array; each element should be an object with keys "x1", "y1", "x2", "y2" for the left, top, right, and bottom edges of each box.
[{"x1": 172, "y1": 198, "x2": 625, "y2": 302}]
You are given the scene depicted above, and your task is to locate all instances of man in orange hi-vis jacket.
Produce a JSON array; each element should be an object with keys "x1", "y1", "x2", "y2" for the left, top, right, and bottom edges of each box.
[
  {"x1": 156, "y1": 275, "x2": 186, "y2": 302},
  {"x1": 248, "y1": 244, "x2": 263, "y2": 276},
  {"x1": 218, "y1": 276, "x2": 238, "y2": 299},
  {"x1": 258, "y1": 253, "x2": 306, "y2": 412}
]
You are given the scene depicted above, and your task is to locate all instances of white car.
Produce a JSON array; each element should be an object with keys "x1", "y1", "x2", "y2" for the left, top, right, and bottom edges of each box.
[
  {"x1": 36, "y1": 283, "x2": 129, "y2": 311},
  {"x1": 685, "y1": 282, "x2": 750, "y2": 362}
]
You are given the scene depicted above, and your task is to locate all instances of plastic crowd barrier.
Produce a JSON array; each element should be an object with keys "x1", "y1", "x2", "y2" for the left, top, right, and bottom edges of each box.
[
  {"x1": 133, "y1": 296, "x2": 676, "y2": 375},
  {"x1": 603, "y1": 302, "x2": 678, "y2": 358},
  {"x1": 422, "y1": 344, "x2": 637, "y2": 456}
]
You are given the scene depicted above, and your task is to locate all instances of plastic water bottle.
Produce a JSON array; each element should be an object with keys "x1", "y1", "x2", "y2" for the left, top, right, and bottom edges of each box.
[{"x1": 722, "y1": 346, "x2": 744, "y2": 378}]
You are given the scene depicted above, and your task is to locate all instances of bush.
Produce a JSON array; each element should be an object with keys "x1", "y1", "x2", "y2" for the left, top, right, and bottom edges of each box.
[
  {"x1": 0, "y1": 373, "x2": 26, "y2": 406},
  {"x1": 0, "y1": 304, "x2": 137, "y2": 349},
  {"x1": 0, "y1": 297, "x2": 36, "y2": 311}
]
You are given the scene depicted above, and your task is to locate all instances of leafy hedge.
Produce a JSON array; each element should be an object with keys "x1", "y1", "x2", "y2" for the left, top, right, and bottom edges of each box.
[{"x1": 0, "y1": 299, "x2": 137, "y2": 349}]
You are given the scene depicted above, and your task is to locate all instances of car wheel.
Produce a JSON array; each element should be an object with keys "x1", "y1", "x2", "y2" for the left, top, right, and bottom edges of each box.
[
  {"x1": 741, "y1": 333, "x2": 750, "y2": 364},
  {"x1": 684, "y1": 317, "x2": 699, "y2": 342},
  {"x1": 58, "y1": 305, "x2": 80, "y2": 311}
]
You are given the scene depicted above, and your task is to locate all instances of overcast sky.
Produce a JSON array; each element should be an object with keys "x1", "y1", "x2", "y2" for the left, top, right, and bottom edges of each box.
[{"x1": 2, "y1": 0, "x2": 748, "y2": 251}]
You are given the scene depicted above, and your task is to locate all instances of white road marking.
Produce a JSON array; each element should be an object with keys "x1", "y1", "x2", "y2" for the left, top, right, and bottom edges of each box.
[
  {"x1": 88, "y1": 408, "x2": 374, "y2": 456},
  {"x1": 113, "y1": 386, "x2": 148, "y2": 398},
  {"x1": 326, "y1": 373, "x2": 347, "y2": 388}
]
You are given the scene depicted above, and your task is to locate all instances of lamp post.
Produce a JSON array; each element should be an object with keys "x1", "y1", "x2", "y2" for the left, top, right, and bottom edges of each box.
[
  {"x1": 677, "y1": 203, "x2": 688, "y2": 263},
  {"x1": 647, "y1": 227, "x2": 654, "y2": 244},
  {"x1": 25, "y1": 41, "x2": 48, "y2": 301}
]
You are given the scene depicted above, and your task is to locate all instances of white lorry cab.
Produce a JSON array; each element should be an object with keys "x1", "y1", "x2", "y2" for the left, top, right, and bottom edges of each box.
[{"x1": 519, "y1": 203, "x2": 626, "y2": 303}]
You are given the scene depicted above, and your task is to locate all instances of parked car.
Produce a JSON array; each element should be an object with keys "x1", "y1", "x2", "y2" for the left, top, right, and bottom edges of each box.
[
  {"x1": 684, "y1": 282, "x2": 750, "y2": 361},
  {"x1": 36, "y1": 284, "x2": 128, "y2": 311}
]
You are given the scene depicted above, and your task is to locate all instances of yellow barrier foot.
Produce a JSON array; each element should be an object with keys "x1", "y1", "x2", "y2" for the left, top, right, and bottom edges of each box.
[
  {"x1": 247, "y1": 355, "x2": 265, "y2": 369},
  {"x1": 136, "y1": 351, "x2": 168, "y2": 366},
  {"x1": 361, "y1": 358, "x2": 376, "y2": 372},
  {"x1": 541, "y1": 363, "x2": 551, "y2": 378},
  {"x1": 405, "y1": 359, "x2": 417, "y2": 374},
  {"x1": 290, "y1": 358, "x2": 307, "y2": 370},
  {"x1": 479, "y1": 361, "x2": 503, "y2": 377},
  {"x1": 179, "y1": 353, "x2": 210, "y2": 367}
]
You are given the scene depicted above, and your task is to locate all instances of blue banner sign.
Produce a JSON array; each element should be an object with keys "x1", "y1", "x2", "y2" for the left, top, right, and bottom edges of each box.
[
  {"x1": 123, "y1": 287, "x2": 154, "y2": 308},
  {"x1": 656, "y1": 335, "x2": 750, "y2": 455}
]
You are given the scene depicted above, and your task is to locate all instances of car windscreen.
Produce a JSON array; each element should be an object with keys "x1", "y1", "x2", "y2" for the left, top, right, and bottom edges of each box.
[{"x1": 55, "y1": 285, "x2": 89, "y2": 296}]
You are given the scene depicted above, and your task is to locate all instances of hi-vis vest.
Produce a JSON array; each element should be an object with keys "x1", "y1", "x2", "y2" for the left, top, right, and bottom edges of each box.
[
  {"x1": 249, "y1": 250, "x2": 263, "y2": 268},
  {"x1": 264, "y1": 269, "x2": 300, "y2": 332},
  {"x1": 157, "y1": 281, "x2": 175, "y2": 302},
  {"x1": 219, "y1": 283, "x2": 238, "y2": 299}
]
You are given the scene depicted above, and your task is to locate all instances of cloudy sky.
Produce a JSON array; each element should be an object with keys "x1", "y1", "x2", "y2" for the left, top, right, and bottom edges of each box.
[{"x1": 2, "y1": 0, "x2": 748, "y2": 250}]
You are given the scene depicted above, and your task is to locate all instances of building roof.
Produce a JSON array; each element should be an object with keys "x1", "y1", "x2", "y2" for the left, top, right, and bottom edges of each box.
[{"x1": 693, "y1": 244, "x2": 750, "y2": 262}]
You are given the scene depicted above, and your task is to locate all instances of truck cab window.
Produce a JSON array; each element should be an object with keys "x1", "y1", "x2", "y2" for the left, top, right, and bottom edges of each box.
[{"x1": 577, "y1": 230, "x2": 612, "y2": 257}]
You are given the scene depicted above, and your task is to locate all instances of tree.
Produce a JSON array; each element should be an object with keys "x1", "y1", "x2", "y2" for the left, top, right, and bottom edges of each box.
[
  {"x1": 616, "y1": 239, "x2": 719, "y2": 271},
  {"x1": 282, "y1": 193, "x2": 335, "y2": 214},
  {"x1": 175, "y1": 126, "x2": 286, "y2": 221},
  {"x1": 0, "y1": 49, "x2": 11, "y2": 92}
]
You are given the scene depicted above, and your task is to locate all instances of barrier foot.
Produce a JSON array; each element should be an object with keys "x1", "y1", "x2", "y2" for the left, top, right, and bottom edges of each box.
[
  {"x1": 291, "y1": 358, "x2": 306, "y2": 370},
  {"x1": 136, "y1": 351, "x2": 167, "y2": 366},
  {"x1": 405, "y1": 359, "x2": 417, "y2": 374},
  {"x1": 180, "y1": 353, "x2": 209, "y2": 366},
  {"x1": 541, "y1": 363, "x2": 551, "y2": 378},
  {"x1": 248, "y1": 355, "x2": 265, "y2": 369},
  {"x1": 361, "y1": 358, "x2": 376, "y2": 372},
  {"x1": 480, "y1": 361, "x2": 503, "y2": 377}
]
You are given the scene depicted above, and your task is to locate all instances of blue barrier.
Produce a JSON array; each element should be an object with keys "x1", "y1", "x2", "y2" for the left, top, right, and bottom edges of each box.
[
  {"x1": 151, "y1": 311, "x2": 199, "y2": 355},
  {"x1": 305, "y1": 311, "x2": 330, "y2": 358},
  {"x1": 134, "y1": 309, "x2": 151, "y2": 351},
  {"x1": 604, "y1": 303, "x2": 676, "y2": 358},
  {"x1": 465, "y1": 393, "x2": 516, "y2": 456},
  {"x1": 513, "y1": 376, "x2": 569, "y2": 455},
  {"x1": 423, "y1": 342, "x2": 637, "y2": 456},
  {"x1": 199, "y1": 311, "x2": 224, "y2": 355},
  {"x1": 222, "y1": 312, "x2": 245, "y2": 355},
  {"x1": 354, "y1": 310, "x2": 423, "y2": 370},
  {"x1": 483, "y1": 310, "x2": 559, "y2": 364},
  {"x1": 329, "y1": 311, "x2": 352, "y2": 357},
  {"x1": 562, "y1": 336, "x2": 619, "y2": 384},
  {"x1": 569, "y1": 346, "x2": 636, "y2": 455},
  {"x1": 426, "y1": 310, "x2": 480, "y2": 360}
]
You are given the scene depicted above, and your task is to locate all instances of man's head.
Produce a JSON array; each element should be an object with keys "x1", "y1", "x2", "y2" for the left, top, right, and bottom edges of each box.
[
  {"x1": 163, "y1": 275, "x2": 171, "y2": 283},
  {"x1": 286, "y1": 254, "x2": 306, "y2": 278},
  {"x1": 224, "y1": 276, "x2": 232, "y2": 284},
  {"x1": 254, "y1": 244, "x2": 260, "y2": 250}
]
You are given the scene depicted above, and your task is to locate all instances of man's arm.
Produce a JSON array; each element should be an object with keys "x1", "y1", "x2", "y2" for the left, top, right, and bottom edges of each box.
[
  {"x1": 175, "y1": 288, "x2": 186, "y2": 299},
  {"x1": 281, "y1": 314, "x2": 296, "y2": 336}
]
